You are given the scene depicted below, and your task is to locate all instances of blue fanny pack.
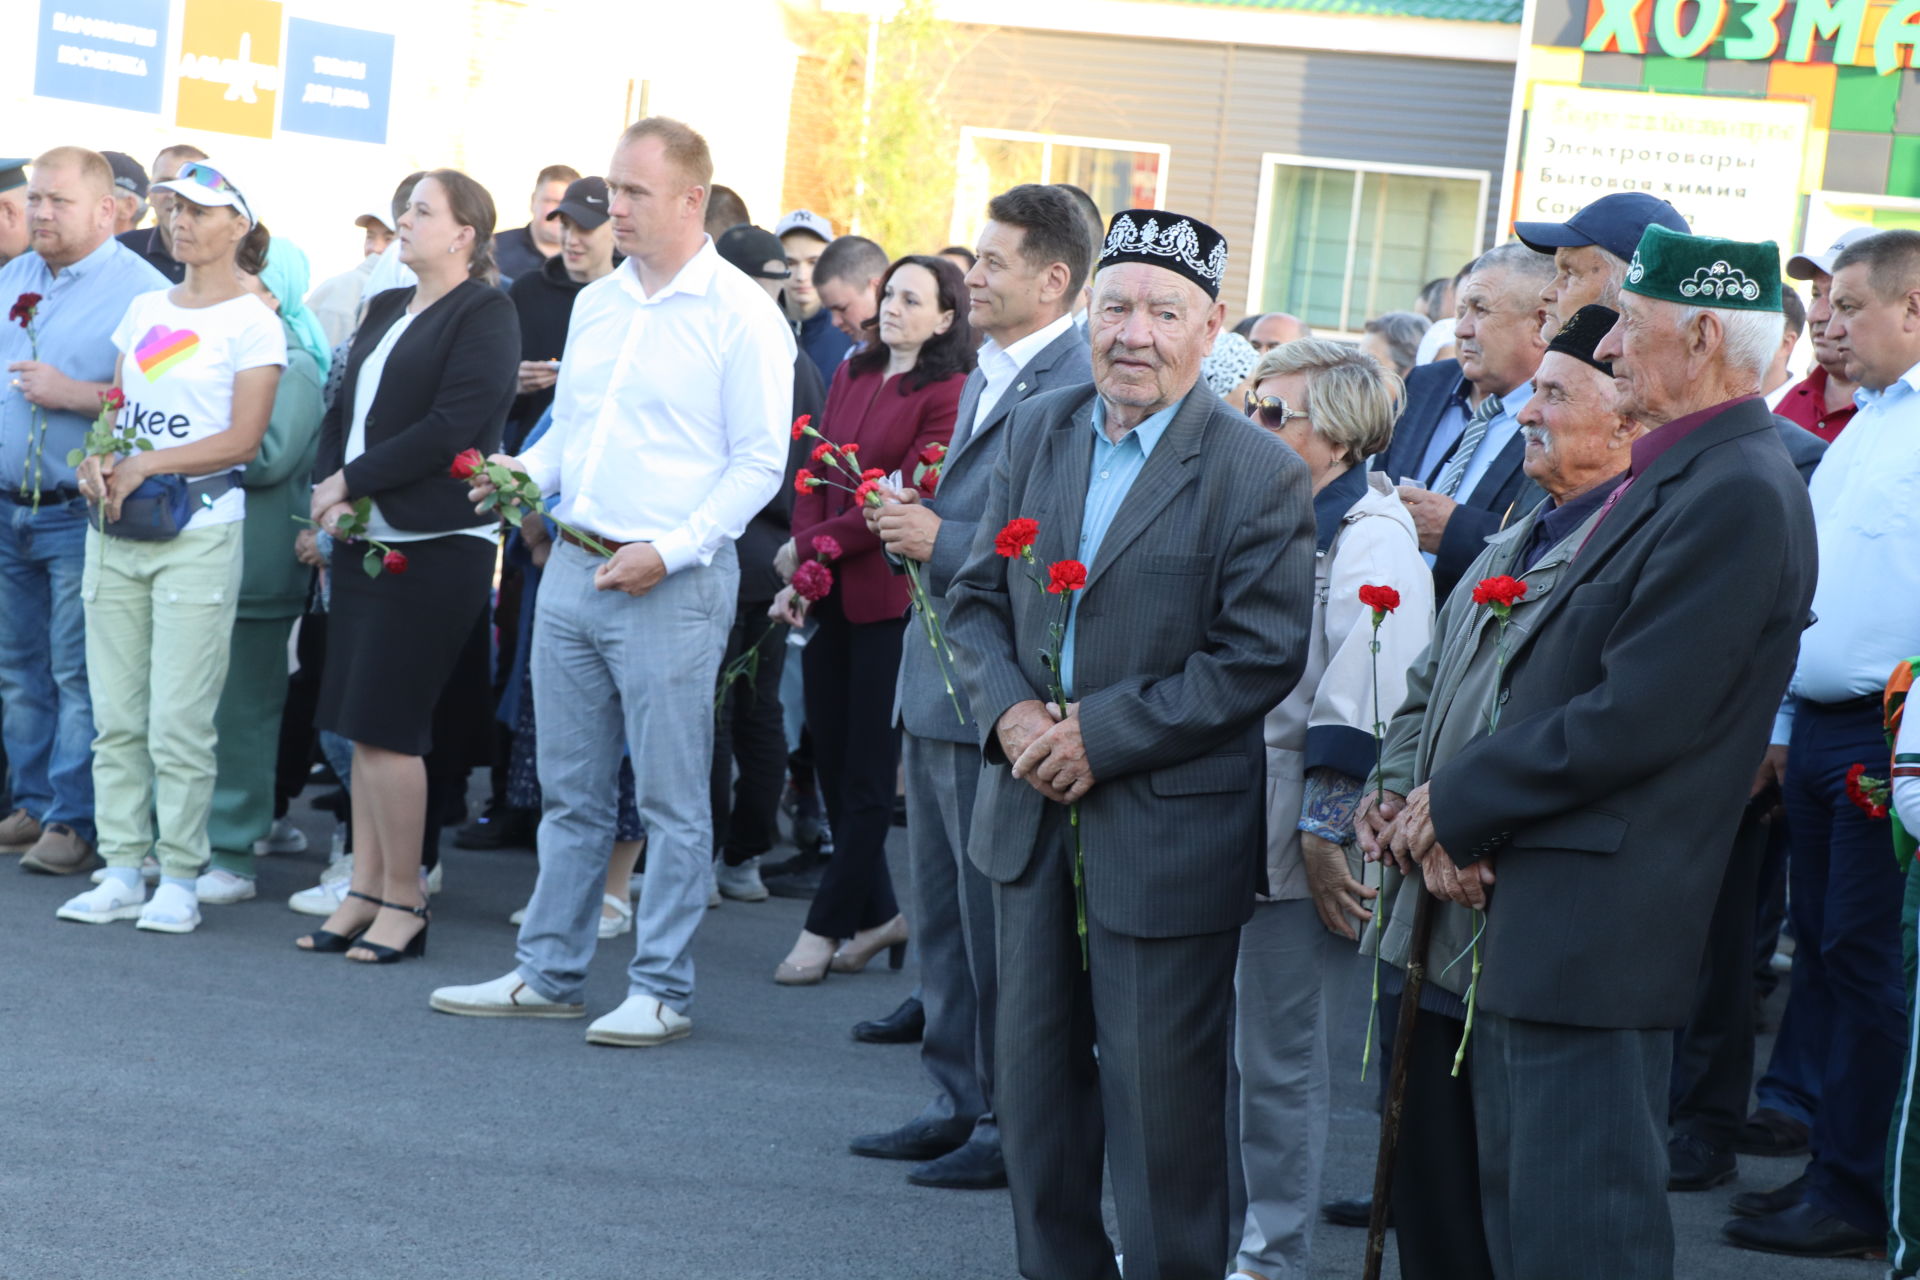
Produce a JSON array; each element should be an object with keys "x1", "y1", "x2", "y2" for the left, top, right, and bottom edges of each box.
[{"x1": 97, "y1": 471, "x2": 240, "y2": 541}]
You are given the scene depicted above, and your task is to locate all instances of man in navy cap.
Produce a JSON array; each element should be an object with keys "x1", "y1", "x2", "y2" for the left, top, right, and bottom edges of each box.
[
  {"x1": 99, "y1": 151, "x2": 147, "y2": 236},
  {"x1": 0, "y1": 159, "x2": 27, "y2": 267},
  {"x1": 1516, "y1": 192, "x2": 1690, "y2": 345}
]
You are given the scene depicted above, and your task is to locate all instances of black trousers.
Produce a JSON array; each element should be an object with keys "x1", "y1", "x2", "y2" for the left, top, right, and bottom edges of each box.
[
  {"x1": 801, "y1": 594, "x2": 903, "y2": 938},
  {"x1": 273, "y1": 602, "x2": 326, "y2": 817},
  {"x1": 1391, "y1": 1007, "x2": 1496, "y2": 1280},
  {"x1": 711, "y1": 599, "x2": 789, "y2": 865}
]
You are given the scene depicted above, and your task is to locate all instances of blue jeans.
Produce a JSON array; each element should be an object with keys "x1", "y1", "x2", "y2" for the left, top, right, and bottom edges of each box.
[
  {"x1": 0, "y1": 496, "x2": 93, "y2": 840},
  {"x1": 515, "y1": 540, "x2": 735, "y2": 1012}
]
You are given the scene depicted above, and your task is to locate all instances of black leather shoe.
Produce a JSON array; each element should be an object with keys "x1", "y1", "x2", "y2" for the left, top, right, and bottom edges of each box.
[
  {"x1": 1721, "y1": 1201, "x2": 1881, "y2": 1258},
  {"x1": 1732, "y1": 1107, "x2": 1810, "y2": 1157},
  {"x1": 1322, "y1": 1196, "x2": 1381, "y2": 1229},
  {"x1": 849, "y1": 1117, "x2": 973, "y2": 1162},
  {"x1": 908, "y1": 1138, "x2": 1007, "y2": 1189},
  {"x1": 1668, "y1": 1132, "x2": 1737, "y2": 1191},
  {"x1": 1730, "y1": 1173, "x2": 1807, "y2": 1219},
  {"x1": 766, "y1": 865, "x2": 824, "y2": 900},
  {"x1": 853, "y1": 996, "x2": 925, "y2": 1044},
  {"x1": 763, "y1": 848, "x2": 828, "y2": 880}
]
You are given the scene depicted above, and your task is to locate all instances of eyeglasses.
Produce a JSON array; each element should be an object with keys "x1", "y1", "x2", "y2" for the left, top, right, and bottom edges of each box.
[{"x1": 1244, "y1": 394, "x2": 1308, "y2": 432}]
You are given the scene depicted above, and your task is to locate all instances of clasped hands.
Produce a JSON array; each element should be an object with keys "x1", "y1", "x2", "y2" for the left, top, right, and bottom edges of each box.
[
  {"x1": 76, "y1": 448, "x2": 155, "y2": 523},
  {"x1": 996, "y1": 699, "x2": 1095, "y2": 804},
  {"x1": 1355, "y1": 782, "x2": 1495, "y2": 909}
]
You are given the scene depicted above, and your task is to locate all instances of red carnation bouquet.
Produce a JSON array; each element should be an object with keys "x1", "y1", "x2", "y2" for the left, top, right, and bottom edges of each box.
[
  {"x1": 11, "y1": 292, "x2": 49, "y2": 510},
  {"x1": 451, "y1": 448, "x2": 615, "y2": 559},
  {"x1": 1848, "y1": 763, "x2": 1891, "y2": 820}
]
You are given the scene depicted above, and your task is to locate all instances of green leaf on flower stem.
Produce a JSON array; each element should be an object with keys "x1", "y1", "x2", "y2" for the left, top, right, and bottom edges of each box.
[
  {"x1": 478, "y1": 491, "x2": 499, "y2": 513},
  {"x1": 135, "y1": 439, "x2": 154, "y2": 451},
  {"x1": 363, "y1": 550, "x2": 382, "y2": 578},
  {"x1": 65, "y1": 449, "x2": 83, "y2": 466},
  {"x1": 502, "y1": 504, "x2": 525, "y2": 528}
]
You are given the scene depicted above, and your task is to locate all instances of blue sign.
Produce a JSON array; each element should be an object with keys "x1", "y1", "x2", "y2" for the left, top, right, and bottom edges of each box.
[
  {"x1": 34, "y1": 0, "x2": 170, "y2": 114},
  {"x1": 280, "y1": 18, "x2": 393, "y2": 145}
]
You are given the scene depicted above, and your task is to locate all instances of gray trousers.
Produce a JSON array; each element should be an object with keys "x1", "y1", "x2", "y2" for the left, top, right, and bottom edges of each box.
[
  {"x1": 1473, "y1": 1011, "x2": 1674, "y2": 1280},
  {"x1": 515, "y1": 540, "x2": 735, "y2": 1013},
  {"x1": 904, "y1": 732, "x2": 997, "y2": 1139},
  {"x1": 996, "y1": 809, "x2": 1239, "y2": 1280},
  {"x1": 1232, "y1": 898, "x2": 1330, "y2": 1279}
]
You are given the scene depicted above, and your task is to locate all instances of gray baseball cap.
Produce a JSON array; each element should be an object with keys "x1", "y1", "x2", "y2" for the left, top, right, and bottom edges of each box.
[{"x1": 775, "y1": 209, "x2": 833, "y2": 242}]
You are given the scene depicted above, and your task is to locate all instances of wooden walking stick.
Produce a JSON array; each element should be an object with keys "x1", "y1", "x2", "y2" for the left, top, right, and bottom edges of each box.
[{"x1": 1361, "y1": 883, "x2": 1438, "y2": 1280}]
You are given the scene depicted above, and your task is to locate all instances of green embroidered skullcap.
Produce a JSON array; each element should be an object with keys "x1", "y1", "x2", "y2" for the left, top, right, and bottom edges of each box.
[{"x1": 1623, "y1": 224, "x2": 1781, "y2": 312}]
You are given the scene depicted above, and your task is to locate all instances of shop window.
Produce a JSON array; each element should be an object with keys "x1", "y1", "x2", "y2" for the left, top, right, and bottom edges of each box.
[
  {"x1": 951, "y1": 127, "x2": 1168, "y2": 245},
  {"x1": 1249, "y1": 155, "x2": 1489, "y2": 336}
]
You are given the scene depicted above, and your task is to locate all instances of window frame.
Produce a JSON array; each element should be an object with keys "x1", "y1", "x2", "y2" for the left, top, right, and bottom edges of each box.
[
  {"x1": 950, "y1": 126, "x2": 1172, "y2": 245},
  {"x1": 1246, "y1": 151, "x2": 1491, "y2": 337}
]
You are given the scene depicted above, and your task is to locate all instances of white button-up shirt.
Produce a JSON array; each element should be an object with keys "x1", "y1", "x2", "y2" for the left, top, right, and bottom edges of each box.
[
  {"x1": 521, "y1": 239, "x2": 796, "y2": 574},
  {"x1": 973, "y1": 313, "x2": 1073, "y2": 433},
  {"x1": 1776, "y1": 357, "x2": 1920, "y2": 740}
]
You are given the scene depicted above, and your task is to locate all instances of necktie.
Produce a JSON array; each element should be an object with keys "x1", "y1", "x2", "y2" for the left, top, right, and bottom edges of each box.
[{"x1": 1434, "y1": 393, "x2": 1503, "y2": 498}]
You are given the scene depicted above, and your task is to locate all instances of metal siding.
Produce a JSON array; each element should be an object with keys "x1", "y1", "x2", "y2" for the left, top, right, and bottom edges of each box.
[{"x1": 946, "y1": 25, "x2": 1513, "y2": 309}]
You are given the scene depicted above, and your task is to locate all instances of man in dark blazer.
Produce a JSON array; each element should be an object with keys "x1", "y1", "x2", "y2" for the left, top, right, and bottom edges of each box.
[
  {"x1": 1386, "y1": 226, "x2": 1816, "y2": 1279},
  {"x1": 851, "y1": 185, "x2": 1092, "y2": 1190},
  {"x1": 946, "y1": 209, "x2": 1313, "y2": 1280}
]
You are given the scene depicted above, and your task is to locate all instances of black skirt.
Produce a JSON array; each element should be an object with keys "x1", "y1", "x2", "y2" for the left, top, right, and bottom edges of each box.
[{"x1": 316, "y1": 534, "x2": 495, "y2": 756}]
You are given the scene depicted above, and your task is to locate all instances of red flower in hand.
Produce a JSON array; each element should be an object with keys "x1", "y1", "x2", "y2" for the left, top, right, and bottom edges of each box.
[
  {"x1": 1358, "y1": 584, "x2": 1400, "y2": 616},
  {"x1": 854, "y1": 479, "x2": 882, "y2": 506},
  {"x1": 1046, "y1": 559, "x2": 1088, "y2": 594},
  {"x1": 794, "y1": 468, "x2": 819, "y2": 495},
  {"x1": 792, "y1": 558, "x2": 834, "y2": 602},
  {"x1": 1472, "y1": 575, "x2": 1528, "y2": 616},
  {"x1": 382, "y1": 550, "x2": 409, "y2": 575},
  {"x1": 919, "y1": 442, "x2": 947, "y2": 466},
  {"x1": 860, "y1": 467, "x2": 884, "y2": 481},
  {"x1": 995, "y1": 517, "x2": 1039, "y2": 558},
  {"x1": 791, "y1": 414, "x2": 812, "y2": 441},
  {"x1": 100, "y1": 387, "x2": 126, "y2": 412},
  {"x1": 840, "y1": 442, "x2": 859, "y2": 457},
  {"x1": 809, "y1": 442, "x2": 835, "y2": 464},
  {"x1": 450, "y1": 448, "x2": 486, "y2": 481},
  {"x1": 811, "y1": 534, "x2": 842, "y2": 562},
  {"x1": 10, "y1": 293, "x2": 41, "y2": 327},
  {"x1": 1847, "y1": 763, "x2": 1892, "y2": 819}
]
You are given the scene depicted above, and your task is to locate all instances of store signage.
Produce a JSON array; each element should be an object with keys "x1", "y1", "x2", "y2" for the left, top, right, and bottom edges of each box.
[
  {"x1": 35, "y1": 0, "x2": 170, "y2": 113},
  {"x1": 176, "y1": 0, "x2": 283, "y2": 139},
  {"x1": 1583, "y1": 0, "x2": 1920, "y2": 74},
  {"x1": 280, "y1": 19, "x2": 394, "y2": 144}
]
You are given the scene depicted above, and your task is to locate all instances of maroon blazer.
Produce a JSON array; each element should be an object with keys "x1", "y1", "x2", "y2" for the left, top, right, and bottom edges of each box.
[{"x1": 793, "y1": 362, "x2": 963, "y2": 624}]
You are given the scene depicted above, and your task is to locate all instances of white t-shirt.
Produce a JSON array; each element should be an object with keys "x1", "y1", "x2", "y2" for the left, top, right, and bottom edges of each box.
[{"x1": 111, "y1": 289, "x2": 287, "y2": 529}]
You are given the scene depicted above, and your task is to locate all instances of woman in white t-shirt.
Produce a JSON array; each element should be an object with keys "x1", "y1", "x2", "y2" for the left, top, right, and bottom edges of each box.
[{"x1": 60, "y1": 159, "x2": 285, "y2": 936}]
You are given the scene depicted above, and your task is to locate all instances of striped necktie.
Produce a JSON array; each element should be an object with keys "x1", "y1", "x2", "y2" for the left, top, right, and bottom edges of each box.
[{"x1": 1434, "y1": 393, "x2": 1503, "y2": 498}]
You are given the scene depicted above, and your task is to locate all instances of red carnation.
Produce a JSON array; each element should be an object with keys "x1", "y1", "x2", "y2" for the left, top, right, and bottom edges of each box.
[
  {"x1": 810, "y1": 442, "x2": 835, "y2": 463},
  {"x1": 1471, "y1": 575, "x2": 1528, "y2": 615},
  {"x1": 9, "y1": 293, "x2": 41, "y2": 328},
  {"x1": 100, "y1": 387, "x2": 126, "y2": 412},
  {"x1": 794, "y1": 468, "x2": 818, "y2": 495},
  {"x1": 792, "y1": 558, "x2": 834, "y2": 602},
  {"x1": 1848, "y1": 763, "x2": 1891, "y2": 820},
  {"x1": 812, "y1": 534, "x2": 842, "y2": 562},
  {"x1": 449, "y1": 448, "x2": 486, "y2": 481},
  {"x1": 861, "y1": 467, "x2": 884, "y2": 481},
  {"x1": 919, "y1": 442, "x2": 947, "y2": 466},
  {"x1": 791, "y1": 414, "x2": 812, "y2": 441},
  {"x1": 1358, "y1": 583, "x2": 1401, "y2": 619},
  {"x1": 995, "y1": 517, "x2": 1039, "y2": 558},
  {"x1": 921, "y1": 469, "x2": 939, "y2": 497},
  {"x1": 382, "y1": 550, "x2": 409, "y2": 575},
  {"x1": 840, "y1": 442, "x2": 859, "y2": 456},
  {"x1": 854, "y1": 479, "x2": 882, "y2": 506},
  {"x1": 1046, "y1": 559, "x2": 1088, "y2": 595}
]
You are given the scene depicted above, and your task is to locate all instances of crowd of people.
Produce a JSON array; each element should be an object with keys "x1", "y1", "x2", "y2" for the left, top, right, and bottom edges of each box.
[{"x1": 0, "y1": 116, "x2": 1916, "y2": 1280}]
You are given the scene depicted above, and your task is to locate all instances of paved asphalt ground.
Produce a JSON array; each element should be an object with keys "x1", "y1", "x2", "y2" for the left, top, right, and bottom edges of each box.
[{"x1": 0, "y1": 789, "x2": 1874, "y2": 1280}]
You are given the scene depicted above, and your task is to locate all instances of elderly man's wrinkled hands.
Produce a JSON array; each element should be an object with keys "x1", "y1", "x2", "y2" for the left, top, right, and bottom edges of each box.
[
  {"x1": 1355, "y1": 789, "x2": 1406, "y2": 869},
  {"x1": 1421, "y1": 845, "x2": 1496, "y2": 910},
  {"x1": 874, "y1": 488, "x2": 939, "y2": 564},
  {"x1": 1396, "y1": 486, "x2": 1457, "y2": 554},
  {"x1": 1303, "y1": 832, "x2": 1376, "y2": 940},
  {"x1": 1011, "y1": 702, "x2": 1095, "y2": 804},
  {"x1": 1388, "y1": 782, "x2": 1442, "y2": 868}
]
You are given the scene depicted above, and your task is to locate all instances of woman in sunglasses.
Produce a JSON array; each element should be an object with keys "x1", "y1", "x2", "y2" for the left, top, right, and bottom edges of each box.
[
  {"x1": 1229, "y1": 338, "x2": 1435, "y2": 1280},
  {"x1": 59, "y1": 159, "x2": 286, "y2": 935}
]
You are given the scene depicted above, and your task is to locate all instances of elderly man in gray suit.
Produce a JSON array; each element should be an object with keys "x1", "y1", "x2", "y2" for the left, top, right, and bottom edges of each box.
[
  {"x1": 945, "y1": 210, "x2": 1314, "y2": 1280},
  {"x1": 850, "y1": 185, "x2": 1093, "y2": 1191}
]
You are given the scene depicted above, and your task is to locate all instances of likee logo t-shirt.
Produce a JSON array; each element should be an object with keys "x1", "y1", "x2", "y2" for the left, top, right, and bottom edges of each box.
[{"x1": 110, "y1": 288, "x2": 287, "y2": 529}]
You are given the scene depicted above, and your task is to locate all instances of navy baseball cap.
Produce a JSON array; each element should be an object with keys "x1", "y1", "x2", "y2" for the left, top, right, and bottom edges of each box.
[{"x1": 1514, "y1": 193, "x2": 1690, "y2": 263}]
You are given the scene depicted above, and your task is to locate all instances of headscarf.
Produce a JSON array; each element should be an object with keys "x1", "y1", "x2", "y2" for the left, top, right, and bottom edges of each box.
[{"x1": 258, "y1": 239, "x2": 331, "y2": 376}]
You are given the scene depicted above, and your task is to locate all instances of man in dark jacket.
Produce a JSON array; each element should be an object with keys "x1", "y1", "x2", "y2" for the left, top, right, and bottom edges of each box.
[
  {"x1": 503, "y1": 177, "x2": 617, "y2": 455},
  {"x1": 492, "y1": 164, "x2": 578, "y2": 283}
]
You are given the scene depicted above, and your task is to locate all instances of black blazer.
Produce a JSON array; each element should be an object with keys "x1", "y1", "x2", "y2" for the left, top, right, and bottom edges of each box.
[
  {"x1": 735, "y1": 353, "x2": 827, "y2": 605},
  {"x1": 316, "y1": 281, "x2": 521, "y2": 533},
  {"x1": 1427, "y1": 397, "x2": 1817, "y2": 1028},
  {"x1": 1376, "y1": 358, "x2": 1464, "y2": 484}
]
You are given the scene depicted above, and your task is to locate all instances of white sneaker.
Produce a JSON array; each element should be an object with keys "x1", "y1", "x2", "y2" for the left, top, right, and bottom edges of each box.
[
  {"x1": 585, "y1": 995, "x2": 691, "y2": 1047},
  {"x1": 715, "y1": 856, "x2": 769, "y2": 902},
  {"x1": 253, "y1": 818, "x2": 307, "y2": 856},
  {"x1": 426, "y1": 862, "x2": 443, "y2": 895},
  {"x1": 137, "y1": 881, "x2": 202, "y2": 934},
  {"x1": 429, "y1": 971, "x2": 585, "y2": 1019},
  {"x1": 289, "y1": 859, "x2": 352, "y2": 917},
  {"x1": 599, "y1": 893, "x2": 633, "y2": 939},
  {"x1": 91, "y1": 853, "x2": 159, "y2": 886},
  {"x1": 56, "y1": 878, "x2": 146, "y2": 924},
  {"x1": 195, "y1": 868, "x2": 257, "y2": 904},
  {"x1": 329, "y1": 824, "x2": 348, "y2": 859}
]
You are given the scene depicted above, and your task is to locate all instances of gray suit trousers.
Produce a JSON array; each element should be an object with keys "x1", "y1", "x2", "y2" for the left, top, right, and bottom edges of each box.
[
  {"x1": 997, "y1": 806, "x2": 1239, "y2": 1280},
  {"x1": 1473, "y1": 1012, "x2": 1674, "y2": 1280},
  {"x1": 904, "y1": 732, "x2": 996, "y2": 1136}
]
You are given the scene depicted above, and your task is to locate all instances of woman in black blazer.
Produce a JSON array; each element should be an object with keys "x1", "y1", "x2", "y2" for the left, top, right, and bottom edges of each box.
[{"x1": 299, "y1": 169, "x2": 519, "y2": 963}]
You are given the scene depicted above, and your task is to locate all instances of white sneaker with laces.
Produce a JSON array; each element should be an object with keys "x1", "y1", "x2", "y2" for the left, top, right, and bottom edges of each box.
[
  {"x1": 289, "y1": 856, "x2": 352, "y2": 917},
  {"x1": 715, "y1": 857, "x2": 769, "y2": 902},
  {"x1": 253, "y1": 818, "x2": 308, "y2": 856},
  {"x1": 429, "y1": 972, "x2": 585, "y2": 1018},
  {"x1": 137, "y1": 881, "x2": 202, "y2": 934},
  {"x1": 585, "y1": 995, "x2": 691, "y2": 1047},
  {"x1": 57, "y1": 878, "x2": 146, "y2": 924},
  {"x1": 599, "y1": 893, "x2": 633, "y2": 939},
  {"x1": 195, "y1": 868, "x2": 258, "y2": 904}
]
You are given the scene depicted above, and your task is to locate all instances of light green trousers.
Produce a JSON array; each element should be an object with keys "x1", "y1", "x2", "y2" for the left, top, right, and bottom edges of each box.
[
  {"x1": 206, "y1": 615, "x2": 295, "y2": 878},
  {"x1": 83, "y1": 523, "x2": 242, "y2": 879}
]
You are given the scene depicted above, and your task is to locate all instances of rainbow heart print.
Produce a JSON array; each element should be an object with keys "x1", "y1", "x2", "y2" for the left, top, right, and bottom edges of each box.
[{"x1": 135, "y1": 325, "x2": 199, "y2": 381}]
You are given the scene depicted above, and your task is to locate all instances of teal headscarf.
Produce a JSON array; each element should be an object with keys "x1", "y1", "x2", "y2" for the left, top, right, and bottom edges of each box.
[{"x1": 258, "y1": 239, "x2": 330, "y2": 376}]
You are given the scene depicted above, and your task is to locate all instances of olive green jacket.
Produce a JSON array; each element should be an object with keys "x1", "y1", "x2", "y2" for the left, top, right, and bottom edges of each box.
[{"x1": 238, "y1": 341, "x2": 322, "y2": 619}]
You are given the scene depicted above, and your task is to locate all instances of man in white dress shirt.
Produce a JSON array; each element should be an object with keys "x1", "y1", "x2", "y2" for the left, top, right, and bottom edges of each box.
[{"x1": 430, "y1": 117, "x2": 795, "y2": 1047}]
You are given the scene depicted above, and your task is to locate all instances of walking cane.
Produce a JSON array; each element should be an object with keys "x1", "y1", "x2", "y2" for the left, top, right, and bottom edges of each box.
[{"x1": 1361, "y1": 883, "x2": 1438, "y2": 1280}]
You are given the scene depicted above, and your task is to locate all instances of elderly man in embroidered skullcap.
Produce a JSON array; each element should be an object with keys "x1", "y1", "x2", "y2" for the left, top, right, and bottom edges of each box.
[
  {"x1": 1372, "y1": 228, "x2": 1816, "y2": 1278},
  {"x1": 944, "y1": 210, "x2": 1315, "y2": 1279}
]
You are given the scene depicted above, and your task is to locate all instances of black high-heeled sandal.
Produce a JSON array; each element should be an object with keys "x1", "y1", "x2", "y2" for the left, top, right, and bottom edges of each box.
[
  {"x1": 295, "y1": 890, "x2": 381, "y2": 953},
  {"x1": 345, "y1": 899, "x2": 431, "y2": 964}
]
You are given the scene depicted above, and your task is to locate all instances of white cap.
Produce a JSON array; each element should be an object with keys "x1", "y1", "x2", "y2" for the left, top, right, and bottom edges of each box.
[
  {"x1": 1787, "y1": 225, "x2": 1879, "y2": 280},
  {"x1": 775, "y1": 209, "x2": 834, "y2": 242},
  {"x1": 154, "y1": 158, "x2": 256, "y2": 228},
  {"x1": 355, "y1": 207, "x2": 395, "y2": 233}
]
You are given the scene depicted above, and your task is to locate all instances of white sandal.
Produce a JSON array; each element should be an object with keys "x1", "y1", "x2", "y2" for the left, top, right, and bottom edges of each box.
[{"x1": 598, "y1": 892, "x2": 633, "y2": 939}]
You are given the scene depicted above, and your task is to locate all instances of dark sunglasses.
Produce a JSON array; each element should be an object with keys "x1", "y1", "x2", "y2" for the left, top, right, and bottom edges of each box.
[{"x1": 1244, "y1": 394, "x2": 1308, "y2": 431}]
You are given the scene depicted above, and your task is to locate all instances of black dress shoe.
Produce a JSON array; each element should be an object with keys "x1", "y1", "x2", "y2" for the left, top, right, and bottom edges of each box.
[
  {"x1": 849, "y1": 1117, "x2": 974, "y2": 1162},
  {"x1": 909, "y1": 1138, "x2": 1007, "y2": 1189},
  {"x1": 1722, "y1": 1201, "x2": 1882, "y2": 1258},
  {"x1": 763, "y1": 848, "x2": 828, "y2": 880},
  {"x1": 452, "y1": 808, "x2": 535, "y2": 851},
  {"x1": 1321, "y1": 1196, "x2": 1381, "y2": 1229},
  {"x1": 1729, "y1": 1173, "x2": 1807, "y2": 1219},
  {"x1": 766, "y1": 865, "x2": 824, "y2": 900},
  {"x1": 852, "y1": 996, "x2": 925, "y2": 1044},
  {"x1": 1732, "y1": 1107, "x2": 1810, "y2": 1157},
  {"x1": 1668, "y1": 1132, "x2": 1737, "y2": 1191}
]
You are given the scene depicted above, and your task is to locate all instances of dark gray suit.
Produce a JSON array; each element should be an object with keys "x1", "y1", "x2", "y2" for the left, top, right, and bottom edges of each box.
[
  {"x1": 896, "y1": 322, "x2": 1091, "y2": 1143},
  {"x1": 945, "y1": 383, "x2": 1314, "y2": 1280}
]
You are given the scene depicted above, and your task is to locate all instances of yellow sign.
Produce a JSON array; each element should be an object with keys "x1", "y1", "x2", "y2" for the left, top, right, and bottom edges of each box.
[{"x1": 176, "y1": 0, "x2": 283, "y2": 139}]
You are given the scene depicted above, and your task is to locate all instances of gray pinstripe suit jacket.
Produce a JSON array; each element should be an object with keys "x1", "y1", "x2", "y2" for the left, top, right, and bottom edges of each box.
[{"x1": 944, "y1": 381, "x2": 1316, "y2": 938}]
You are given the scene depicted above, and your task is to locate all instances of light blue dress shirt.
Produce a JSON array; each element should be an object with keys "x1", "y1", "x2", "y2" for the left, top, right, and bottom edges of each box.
[
  {"x1": 1412, "y1": 379, "x2": 1471, "y2": 484},
  {"x1": 1452, "y1": 379, "x2": 1534, "y2": 501},
  {"x1": 0, "y1": 239, "x2": 168, "y2": 493},
  {"x1": 1059, "y1": 395, "x2": 1180, "y2": 696}
]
